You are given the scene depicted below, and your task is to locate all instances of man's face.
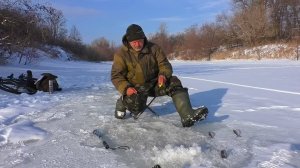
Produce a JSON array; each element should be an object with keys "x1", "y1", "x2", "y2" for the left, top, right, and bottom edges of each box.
[{"x1": 129, "y1": 39, "x2": 144, "y2": 51}]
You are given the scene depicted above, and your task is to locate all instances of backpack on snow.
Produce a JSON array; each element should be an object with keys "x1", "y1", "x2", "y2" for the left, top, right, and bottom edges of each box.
[{"x1": 35, "y1": 73, "x2": 62, "y2": 92}]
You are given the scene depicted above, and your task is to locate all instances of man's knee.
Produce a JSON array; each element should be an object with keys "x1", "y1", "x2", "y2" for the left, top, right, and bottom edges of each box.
[
  {"x1": 167, "y1": 76, "x2": 184, "y2": 96},
  {"x1": 154, "y1": 76, "x2": 184, "y2": 96},
  {"x1": 169, "y1": 76, "x2": 183, "y2": 88}
]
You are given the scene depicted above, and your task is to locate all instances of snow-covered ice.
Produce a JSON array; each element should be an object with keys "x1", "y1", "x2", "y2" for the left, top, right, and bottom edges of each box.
[{"x1": 0, "y1": 59, "x2": 300, "y2": 168}]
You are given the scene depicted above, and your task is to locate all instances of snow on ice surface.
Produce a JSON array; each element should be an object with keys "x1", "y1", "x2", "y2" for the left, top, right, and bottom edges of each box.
[{"x1": 0, "y1": 59, "x2": 300, "y2": 168}]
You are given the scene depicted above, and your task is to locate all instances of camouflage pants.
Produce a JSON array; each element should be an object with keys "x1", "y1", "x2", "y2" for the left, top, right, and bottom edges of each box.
[{"x1": 117, "y1": 76, "x2": 185, "y2": 115}]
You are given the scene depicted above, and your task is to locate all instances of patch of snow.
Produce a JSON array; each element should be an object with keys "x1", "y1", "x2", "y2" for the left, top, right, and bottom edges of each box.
[{"x1": 1, "y1": 58, "x2": 300, "y2": 167}]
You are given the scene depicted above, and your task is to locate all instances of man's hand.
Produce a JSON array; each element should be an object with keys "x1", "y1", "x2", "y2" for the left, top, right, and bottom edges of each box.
[
  {"x1": 126, "y1": 87, "x2": 137, "y2": 96},
  {"x1": 158, "y1": 75, "x2": 166, "y2": 88}
]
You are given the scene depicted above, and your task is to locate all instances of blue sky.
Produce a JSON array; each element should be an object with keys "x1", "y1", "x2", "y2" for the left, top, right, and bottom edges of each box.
[{"x1": 39, "y1": 0, "x2": 231, "y2": 45}]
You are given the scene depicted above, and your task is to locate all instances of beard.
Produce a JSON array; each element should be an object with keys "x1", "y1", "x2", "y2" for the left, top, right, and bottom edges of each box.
[{"x1": 132, "y1": 46, "x2": 143, "y2": 51}]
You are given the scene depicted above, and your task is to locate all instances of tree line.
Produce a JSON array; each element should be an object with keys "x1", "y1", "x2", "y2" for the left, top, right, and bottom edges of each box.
[
  {"x1": 0, "y1": 0, "x2": 114, "y2": 64},
  {"x1": 1, "y1": 0, "x2": 299, "y2": 64},
  {"x1": 150, "y1": 0, "x2": 300, "y2": 60}
]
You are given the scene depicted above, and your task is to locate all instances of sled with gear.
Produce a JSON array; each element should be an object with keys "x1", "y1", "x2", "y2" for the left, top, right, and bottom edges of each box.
[{"x1": 0, "y1": 70, "x2": 62, "y2": 95}]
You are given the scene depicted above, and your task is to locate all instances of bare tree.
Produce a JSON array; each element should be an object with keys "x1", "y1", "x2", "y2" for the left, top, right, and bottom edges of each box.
[
  {"x1": 68, "y1": 25, "x2": 82, "y2": 43},
  {"x1": 0, "y1": 2, "x2": 41, "y2": 64},
  {"x1": 148, "y1": 23, "x2": 173, "y2": 55},
  {"x1": 91, "y1": 37, "x2": 115, "y2": 61},
  {"x1": 216, "y1": 13, "x2": 243, "y2": 48},
  {"x1": 42, "y1": 6, "x2": 66, "y2": 41},
  {"x1": 167, "y1": 33, "x2": 184, "y2": 59},
  {"x1": 198, "y1": 23, "x2": 225, "y2": 60},
  {"x1": 178, "y1": 25, "x2": 204, "y2": 59},
  {"x1": 231, "y1": 0, "x2": 274, "y2": 46},
  {"x1": 0, "y1": 0, "x2": 69, "y2": 64},
  {"x1": 268, "y1": 0, "x2": 300, "y2": 39}
]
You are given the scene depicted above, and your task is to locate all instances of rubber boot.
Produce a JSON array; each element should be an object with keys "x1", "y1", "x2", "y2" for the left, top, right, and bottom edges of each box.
[
  {"x1": 114, "y1": 97, "x2": 126, "y2": 119},
  {"x1": 172, "y1": 89, "x2": 208, "y2": 127}
]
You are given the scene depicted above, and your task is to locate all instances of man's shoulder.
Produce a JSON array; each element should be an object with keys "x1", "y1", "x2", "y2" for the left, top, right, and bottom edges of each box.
[
  {"x1": 115, "y1": 45, "x2": 129, "y2": 55},
  {"x1": 146, "y1": 41, "x2": 161, "y2": 51}
]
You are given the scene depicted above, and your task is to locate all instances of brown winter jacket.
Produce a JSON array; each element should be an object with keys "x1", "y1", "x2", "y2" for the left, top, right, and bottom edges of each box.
[{"x1": 111, "y1": 36, "x2": 173, "y2": 95}]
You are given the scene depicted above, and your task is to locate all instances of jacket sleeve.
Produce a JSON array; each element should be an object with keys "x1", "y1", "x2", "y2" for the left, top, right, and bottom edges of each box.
[
  {"x1": 111, "y1": 52, "x2": 132, "y2": 95},
  {"x1": 155, "y1": 45, "x2": 173, "y2": 79}
]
